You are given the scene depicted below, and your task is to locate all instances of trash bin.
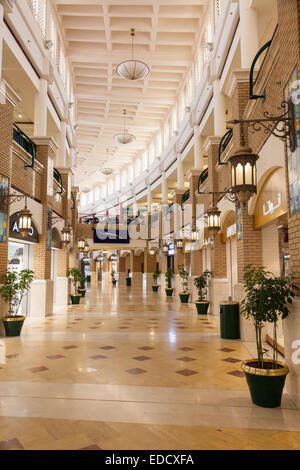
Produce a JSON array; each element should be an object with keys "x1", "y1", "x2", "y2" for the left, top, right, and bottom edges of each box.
[
  {"x1": 220, "y1": 301, "x2": 240, "y2": 339},
  {"x1": 126, "y1": 277, "x2": 131, "y2": 287}
]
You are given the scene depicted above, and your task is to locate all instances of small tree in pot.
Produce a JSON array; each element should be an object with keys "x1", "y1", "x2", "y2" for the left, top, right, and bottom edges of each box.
[
  {"x1": 241, "y1": 265, "x2": 297, "y2": 408},
  {"x1": 165, "y1": 268, "x2": 174, "y2": 297},
  {"x1": 193, "y1": 270, "x2": 212, "y2": 315},
  {"x1": 152, "y1": 269, "x2": 161, "y2": 292},
  {"x1": 0, "y1": 269, "x2": 34, "y2": 337},
  {"x1": 69, "y1": 267, "x2": 83, "y2": 304},
  {"x1": 178, "y1": 264, "x2": 190, "y2": 303},
  {"x1": 111, "y1": 270, "x2": 117, "y2": 285},
  {"x1": 78, "y1": 272, "x2": 87, "y2": 297}
]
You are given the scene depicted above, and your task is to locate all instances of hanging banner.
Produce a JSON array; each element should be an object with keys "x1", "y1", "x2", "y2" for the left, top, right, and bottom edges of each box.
[
  {"x1": 0, "y1": 175, "x2": 9, "y2": 244},
  {"x1": 285, "y1": 67, "x2": 300, "y2": 215}
]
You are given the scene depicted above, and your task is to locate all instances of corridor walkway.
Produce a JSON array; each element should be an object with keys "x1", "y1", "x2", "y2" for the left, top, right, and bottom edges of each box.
[{"x1": 0, "y1": 279, "x2": 299, "y2": 450}]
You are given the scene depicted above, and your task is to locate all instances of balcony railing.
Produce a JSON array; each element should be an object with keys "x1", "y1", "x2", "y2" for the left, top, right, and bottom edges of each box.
[
  {"x1": 53, "y1": 168, "x2": 64, "y2": 195},
  {"x1": 198, "y1": 168, "x2": 209, "y2": 193},
  {"x1": 13, "y1": 123, "x2": 36, "y2": 168}
]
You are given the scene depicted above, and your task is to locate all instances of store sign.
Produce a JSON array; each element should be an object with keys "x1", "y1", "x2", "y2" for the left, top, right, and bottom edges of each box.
[
  {"x1": 227, "y1": 223, "x2": 237, "y2": 239},
  {"x1": 168, "y1": 242, "x2": 175, "y2": 256},
  {"x1": 9, "y1": 212, "x2": 39, "y2": 243},
  {"x1": 254, "y1": 168, "x2": 287, "y2": 229}
]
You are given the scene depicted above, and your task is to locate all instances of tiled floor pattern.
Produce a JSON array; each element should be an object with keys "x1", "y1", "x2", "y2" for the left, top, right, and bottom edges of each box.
[{"x1": 0, "y1": 280, "x2": 299, "y2": 449}]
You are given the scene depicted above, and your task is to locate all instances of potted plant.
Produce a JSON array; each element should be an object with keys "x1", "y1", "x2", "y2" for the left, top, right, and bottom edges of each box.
[
  {"x1": 152, "y1": 269, "x2": 161, "y2": 292},
  {"x1": 111, "y1": 270, "x2": 117, "y2": 285},
  {"x1": 193, "y1": 270, "x2": 212, "y2": 315},
  {"x1": 77, "y1": 273, "x2": 86, "y2": 298},
  {"x1": 165, "y1": 268, "x2": 174, "y2": 297},
  {"x1": 241, "y1": 265, "x2": 297, "y2": 408},
  {"x1": 0, "y1": 269, "x2": 34, "y2": 337},
  {"x1": 178, "y1": 264, "x2": 190, "y2": 303},
  {"x1": 69, "y1": 268, "x2": 82, "y2": 304}
]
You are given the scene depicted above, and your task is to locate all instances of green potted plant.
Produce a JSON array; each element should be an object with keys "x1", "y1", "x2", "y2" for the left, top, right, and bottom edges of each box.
[
  {"x1": 111, "y1": 270, "x2": 117, "y2": 285},
  {"x1": 165, "y1": 268, "x2": 174, "y2": 297},
  {"x1": 0, "y1": 269, "x2": 34, "y2": 337},
  {"x1": 152, "y1": 269, "x2": 161, "y2": 292},
  {"x1": 69, "y1": 268, "x2": 82, "y2": 304},
  {"x1": 193, "y1": 270, "x2": 212, "y2": 315},
  {"x1": 178, "y1": 264, "x2": 190, "y2": 303},
  {"x1": 77, "y1": 273, "x2": 86, "y2": 298},
  {"x1": 241, "y1": 265, "x2": 297, "y2": 408}
]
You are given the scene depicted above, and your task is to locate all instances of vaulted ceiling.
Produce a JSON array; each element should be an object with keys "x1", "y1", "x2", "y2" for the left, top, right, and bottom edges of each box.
[{"x1": 52, "y1": 0, "x2": 209, "y2": 189}]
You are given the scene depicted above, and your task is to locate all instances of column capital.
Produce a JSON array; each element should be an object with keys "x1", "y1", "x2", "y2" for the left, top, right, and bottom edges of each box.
[
  {"x1": 203, "y1": 136, "x2": 222, "y2": 153},
  {"x1": 55, "y1": 167, "x2": 74, "y2": 176},
  {"x1": 224, "y1": 69, "x2": 251, "y2": 99},
  {"x1": 32, "y1": 137, "x2": 59, "y2": 154},
  {"x1": 186, "y1": 169, "x2": 202, "y2": 180}
]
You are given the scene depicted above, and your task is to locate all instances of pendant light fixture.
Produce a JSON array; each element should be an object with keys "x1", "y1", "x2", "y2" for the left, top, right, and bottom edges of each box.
[
  {"x1": 18, "y1": 196, "x2": 32, "y2": 238},
  {"x1": 113, "y1": 109, "x2": 136, "y2": 145},
  {"x1": 117, "y1": 29, "x2": 150, "y2": 81}
]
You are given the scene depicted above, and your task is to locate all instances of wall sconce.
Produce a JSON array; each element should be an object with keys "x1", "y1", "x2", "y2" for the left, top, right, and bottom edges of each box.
[
  {"x1": 78, "y1": 237, "x2": 85, "y2": 252},
  {"x1": 162, "y1": 240, "x2": 169, "y2": 255},
  {"x1": 149, "y1": 247, "x2": 155, "y2": 256},
  {"x1": 61, "y1": 225, "x2": 72, "y2": 245},
  {"x1": 0, "y1": 189, "x2": 32, "y2": 238},
  {"x1": 206, "y1": 206, "x2": 221, "y2": 237}
]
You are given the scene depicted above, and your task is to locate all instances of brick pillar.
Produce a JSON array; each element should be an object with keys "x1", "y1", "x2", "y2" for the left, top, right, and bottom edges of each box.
[
  {"x1": 237, "y1": 204, "x2": 262, "y2": 283},
  {"x1": 0, "y1": 84, "x2": 17, "y2": 330},
  {"x1": 31, "y1": 138, "x2": 58, "y2": 317},
  {"x1": 144, "y1": 244, "x2": 157, "y2": 288},
  {"x1": 204, "y1": 137, "x2": 221, "y2": 196},
  {"x1": 57, "y1": 168, "x2": 74, "y2": 303},
  {"x1": 130, "y1": 251, "x2": 143, "y2": 283},
  {"x1": 70, "y1": 186, "x2": 79, "y2": 269}
]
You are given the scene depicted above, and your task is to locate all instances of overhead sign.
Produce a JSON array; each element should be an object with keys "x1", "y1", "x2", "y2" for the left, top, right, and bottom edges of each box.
[
  {"x1": 9, "y1": 212, "x2": 39, "y2": 243},
  {"x1": 93, "y1": 228, "x2": 130, "y2": 244}
]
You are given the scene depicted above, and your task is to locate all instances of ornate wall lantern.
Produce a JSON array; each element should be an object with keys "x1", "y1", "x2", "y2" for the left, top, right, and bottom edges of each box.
[{"x1": 206, "y1": 206, "x2": 221, "y2": 237}]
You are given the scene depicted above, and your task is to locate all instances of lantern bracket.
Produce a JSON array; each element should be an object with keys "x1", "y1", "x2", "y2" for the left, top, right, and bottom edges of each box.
[
  {"x1": 0, "y1": 188, "x2": 28, "y2": 212},
  {"x1": 227, "y1": 100, "x2": 296, "y2": 153},
  {"x1": 51, "y1": 214, "x2": 64, "y2": 226}
]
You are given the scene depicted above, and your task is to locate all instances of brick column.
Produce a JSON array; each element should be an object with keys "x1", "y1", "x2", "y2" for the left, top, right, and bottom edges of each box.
[
  {"x1": 70, "y1": 186, "x2": 79, "y2": 270},
  {"x1": 56, "y1": 168, "x2": 74, "y2": 304},
  {"x1": 130, "y1": 251, "x2": 143, "y2": 283},
  {"x1": 31, "y1": 137, "x2": 58, "y2": 317},
  {"x1": 236, "y1": 204, "x2": 262, "y2": 282},
  {"x1": 144, "y1": 244, "x2": 157, "y2": 288},
  {"x1": 0, "y1": 83, "x2": 18, "y2": 330}
]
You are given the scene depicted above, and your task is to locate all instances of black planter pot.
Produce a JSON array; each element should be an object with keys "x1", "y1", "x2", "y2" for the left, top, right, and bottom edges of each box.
[
  {"x1": 165, "y1": 288, "x2": 174, "y2": 297},
  {"x1": 195, "y1": 301, "x2": 209, "y2": 315},
  {"x1": 152, "y1": 285, "x2": 159, "y2": 292},
  {"x1": 179, "y1": 292, "x2": 190, "y2": 303},
  {"x1": 2, "y1": 316, "x2": 25, "y2": 337},
  {"x1": 126, "y1": 277, "x2": 131, "y2": 287},
  {"x1": 77, "y1": 288, "x2": 86, "y2": 298},
  {"x1": 242, "y1": 359, "x2": 289, "y2": 408},
  {"x1": 70, "y1": 294, "x2": 81, "y2": 305}
]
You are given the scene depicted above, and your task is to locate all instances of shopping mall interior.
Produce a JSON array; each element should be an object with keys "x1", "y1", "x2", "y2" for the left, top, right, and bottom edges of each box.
[{"x1": 0, "y1": 0, "x2": 299, "y2": 452}]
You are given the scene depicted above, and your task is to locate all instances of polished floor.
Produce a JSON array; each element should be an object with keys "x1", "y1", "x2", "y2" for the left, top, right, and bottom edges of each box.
[{"x1": 0, "y1": 278, "x2": 300, "y2": 450}]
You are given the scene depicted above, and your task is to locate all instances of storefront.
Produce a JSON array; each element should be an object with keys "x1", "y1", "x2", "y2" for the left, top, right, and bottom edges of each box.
[
  {"x1": 8, "y1": 211, "x2": 39, "y2": 316},
  {"x1": 51, "y1": 228, "x2": 62, "y2": 305},
  {"x1": 202, "y1": 228, "x2": 211, "y2": 272},
  {"x1": 254, "y1": 167, "x2": 288, "y2": 353},
  {"x1": 221, "y1": 211, "x2": 238, "y2": 300}
]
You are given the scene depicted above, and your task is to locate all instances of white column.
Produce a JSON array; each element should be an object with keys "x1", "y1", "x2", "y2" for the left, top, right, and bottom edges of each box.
[
  {"x1": 0, "y1": 4, "x2": 4, "y2": 79},
  {"x1": 161, "y1": 171, "x2": 168, "y2": 204},
  {"x1": 177, "y1": 153, "x2": 184, "y2": 190},
  {"x1": 133, "y1": 196, "x2": 137, "y2": 217},
  {"x1": 213, "y1": 79, "x2": 226, "y2": 137},
  {"x1": 147, "y1": 186, "x2": 152, "y2": 213},
  {"x1": 193, "y1": 126, "x2": 204, "y2": 170},
  {"x1": 34, "y1": 78, "x2": 48, "y2": 136},
  {"x1": 239, "y1": 0, "x2": 259, "y2": 69},
  {"x1": 56, "y1": 120, "x2": 67, "y2": 167}
]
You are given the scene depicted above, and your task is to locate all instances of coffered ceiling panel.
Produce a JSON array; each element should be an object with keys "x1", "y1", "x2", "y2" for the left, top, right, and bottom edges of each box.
[{"x1": 52, "y1": 0, "x2": 208, "y2": 189}]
